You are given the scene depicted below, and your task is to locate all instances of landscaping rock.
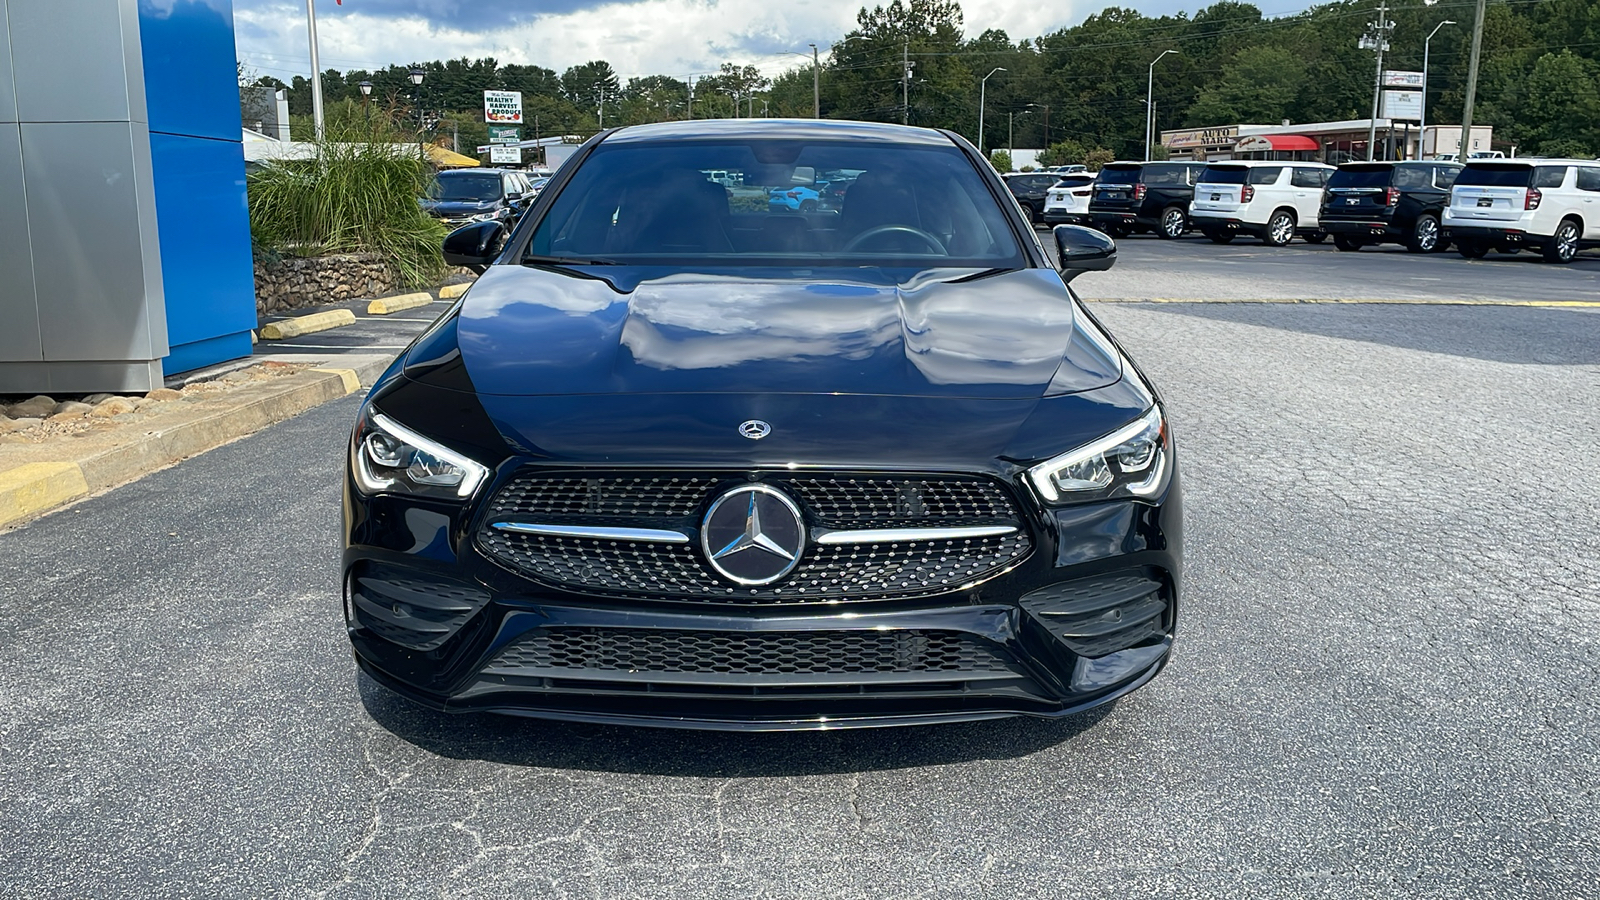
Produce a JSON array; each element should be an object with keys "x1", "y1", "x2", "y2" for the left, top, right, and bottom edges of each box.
[
  {"x1": 145, "y1": 388, "x2": 183, "y2": 402},
  {"x1": 50, "y1": 401, "x2": 94, "y2": 418},
  {"x1": 85, "y1": 393, "x2": 116, "y2": 404},
  {"x1": 8, "y1": 395, "x2": 56, "y2": 418},
  {"x1": 89, "y1": 398, "x2": 138, "y2": 418}
]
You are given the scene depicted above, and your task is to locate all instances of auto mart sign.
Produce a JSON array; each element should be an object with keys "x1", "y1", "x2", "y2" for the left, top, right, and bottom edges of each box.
[
  {"x1": 484, "y1": 91, "x2": 523, "y2": 124},
  {"x1": 1164, "y1": 126, "x2": 1238, "y2": 149}
]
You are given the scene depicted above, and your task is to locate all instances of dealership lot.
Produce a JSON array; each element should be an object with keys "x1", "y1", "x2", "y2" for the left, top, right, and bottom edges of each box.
[
  {"x1": 1068, "y1": 231, "x2": 1600, "y2": 303},
  {"x1": 3, "y1": 273, "x2": 1599, "y2": 896}
]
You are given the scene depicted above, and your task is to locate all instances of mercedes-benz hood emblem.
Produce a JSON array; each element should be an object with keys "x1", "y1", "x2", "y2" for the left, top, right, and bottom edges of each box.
[{"x1": 738, "y1": 420, "x2": 772, "y2": 440}]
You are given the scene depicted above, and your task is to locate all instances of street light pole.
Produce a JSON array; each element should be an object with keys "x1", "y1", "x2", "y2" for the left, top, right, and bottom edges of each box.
[
  {"x1": 1420, "y1": 19, "x2": 1456, "y2": 158},
  {"x1": 810, "y1": 43, "x2": 820, "y2": 119},
  {"x1": 357, "y1": 80, "x2": 372, "y2": 122},
  {"x1": 1145, "y1": 50, "x2": 1177, "y2": 161},
  {"x1": 408, "y1": 67, "x2": 425, "y2": 155},
  {"x1": 305, "y1": 0, "x2": 325, "y2": 139},
  {"x1": 978, "y1": 67, "x2": 1005, "y2": 155}
]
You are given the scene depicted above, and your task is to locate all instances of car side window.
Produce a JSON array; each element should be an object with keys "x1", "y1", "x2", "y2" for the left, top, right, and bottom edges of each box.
[
  {"x1": 1290, "y1": 167, "x2": 1323, "y2": 188},
  {"x1": 1248, "y1": 167, "x2": 1283, "y2": 185},
  {"x1": 1533, "y1": 166, "x2": 1568, "y2": 189},
  {"x1": 1576, "y1": 167, "x2": 1600, "y2": 192},
  {"x1": 1433, "y1": 166, "x2": 1459, "y2": 189}
]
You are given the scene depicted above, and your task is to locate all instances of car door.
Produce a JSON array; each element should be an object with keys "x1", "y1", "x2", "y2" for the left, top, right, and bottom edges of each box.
[
  {"x1": 1576, "y1": 167, "x2": 1600, "y2": 239},
  {"x1": 1290, "y1": 167, "x2": 1327, "y2": 226}
]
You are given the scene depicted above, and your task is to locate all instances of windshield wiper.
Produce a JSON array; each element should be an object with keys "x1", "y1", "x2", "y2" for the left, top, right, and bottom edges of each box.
[{"x1": 521, "y1": 254, "x2": 620, "y2": 266}]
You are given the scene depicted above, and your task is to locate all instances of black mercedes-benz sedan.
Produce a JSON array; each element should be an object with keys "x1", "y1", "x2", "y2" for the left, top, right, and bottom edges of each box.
[{"x1": 344, "y1": 119, "x2": 1181, "y2": 731}]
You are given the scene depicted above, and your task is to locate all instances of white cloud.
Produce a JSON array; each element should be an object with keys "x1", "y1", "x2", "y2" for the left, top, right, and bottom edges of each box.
[{"x1": 233, "y1": 0, "x2": 1113, "y2": 84}]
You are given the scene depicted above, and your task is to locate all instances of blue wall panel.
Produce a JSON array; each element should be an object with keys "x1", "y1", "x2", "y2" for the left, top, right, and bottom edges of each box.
[
  {"x1": 139, "y1": 0, "x2": 257, "y2": 375},
  {"x1": 139, "y1": 0, "x2": 240, "y2": 142},
  {"x1": 147, "y1": 131, "x2": 256, "y2": 374}
]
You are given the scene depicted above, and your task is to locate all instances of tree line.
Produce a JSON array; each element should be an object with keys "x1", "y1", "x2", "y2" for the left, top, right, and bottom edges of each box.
[{"x1": 247, "y1": 0, "x2": 1600, "y2": 162}]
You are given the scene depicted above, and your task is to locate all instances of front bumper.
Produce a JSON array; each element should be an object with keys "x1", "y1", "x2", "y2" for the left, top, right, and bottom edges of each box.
[{"x1": 344, "y1": 468, "x2": 1182, "y2": 731}]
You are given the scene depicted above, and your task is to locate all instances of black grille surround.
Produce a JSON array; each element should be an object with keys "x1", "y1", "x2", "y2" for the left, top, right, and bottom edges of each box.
[{"x1": 474, "y1": 472, "x2": 1034, "y2": 605}]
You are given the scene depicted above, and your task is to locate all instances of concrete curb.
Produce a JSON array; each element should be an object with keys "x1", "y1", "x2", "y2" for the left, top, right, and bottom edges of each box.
[
  {"x1": 0, "y1": 366, "x2": 366, "y2": 530},
  {"x1": 0, "y1": 463, "x2": 91, "y2": 528},
  {"x1": 1084, "y1": 297, "x2": 1600, "y2": 307},
  {"x1": 367, "y1": 292, "x2": 433, "y2": 315},
  {"x1": 260, "y1": 309, "x2": 358, "y2": 339},
  {"x1": 439, "y1": 282, "x2": 473, "y2": 300}
]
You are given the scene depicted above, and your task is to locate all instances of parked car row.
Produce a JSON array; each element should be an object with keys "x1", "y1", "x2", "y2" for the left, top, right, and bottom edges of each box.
[{"x1": 1028, "y1": 157, "x2": 1600, "y2": 264}]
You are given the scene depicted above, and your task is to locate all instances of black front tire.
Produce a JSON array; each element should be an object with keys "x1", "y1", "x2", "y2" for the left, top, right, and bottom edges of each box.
[
  {"x1": 1333, "y1": 234, "x2": 1363, "y2": 252},
  {"x1": 1204, "y1": 229, "x2": 1235, "y2": 244},
  {"x1": 1303, "y1": 230, "x2": 1328, "y2": 244},
  {"x1": 1264, "y1": 210, "x2": 1296, "y2": 247},
  {"x1": 1406, "y1": 214, "x2": 1441, "y2": 253},
  {"x1": 1457, "y1": 240, "x2": 1488, "y2": 259}
]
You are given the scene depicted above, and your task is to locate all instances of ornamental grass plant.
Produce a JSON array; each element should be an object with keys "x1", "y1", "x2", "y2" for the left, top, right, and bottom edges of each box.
[{"x1": 247, "y1": 118, "x2": 449, "y2": 288}]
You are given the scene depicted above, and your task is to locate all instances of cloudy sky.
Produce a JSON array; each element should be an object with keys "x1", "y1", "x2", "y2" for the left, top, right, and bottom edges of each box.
[{"x1": 232, "y1": 0, "x2": 1215, "y2": 85}]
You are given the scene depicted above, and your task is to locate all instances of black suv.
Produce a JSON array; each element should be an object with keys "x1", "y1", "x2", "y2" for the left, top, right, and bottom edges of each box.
[
  {"x1": 1003, "y1": 172, "x2": 1063, "y2": 225},
  {"x1": 1320, "y1": 161, "x2": 1462, "y2": 253},
  {"x1": 1089, "y1": 162, "x2": 1205, "y2": 239},
  {"x1": 420, "y1": 168, "x2": 537, "y2": 229}
]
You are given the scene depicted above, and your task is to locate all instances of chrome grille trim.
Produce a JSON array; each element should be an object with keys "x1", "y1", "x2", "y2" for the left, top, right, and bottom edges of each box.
[
  {"x1": 812, "y1": 525, "x2": 1018, "y2": 545},
  {"x1": 491, "y1": 522, "x2": 690, "y2": 544}
]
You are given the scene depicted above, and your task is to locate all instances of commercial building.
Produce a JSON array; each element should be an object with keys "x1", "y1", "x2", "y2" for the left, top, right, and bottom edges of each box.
[
  {"x1": 1162, "y1": 119, "x2": 1494, "y2": 164},
  {"x1": 2, "y1": 0, "x2": 256, "y2": 393}
]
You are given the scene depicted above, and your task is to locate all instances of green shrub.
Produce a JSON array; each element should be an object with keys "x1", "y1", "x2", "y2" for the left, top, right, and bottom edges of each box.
[
  {"x1": 989, "y1": 149, "x2": 1013, "y2": 172},
  {"x1": 247, "y1": 119, "x2": 449, "y2": 288}
]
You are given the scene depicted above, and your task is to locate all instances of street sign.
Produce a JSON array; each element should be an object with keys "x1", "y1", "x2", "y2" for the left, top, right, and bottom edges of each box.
[
  {"x1": 1382, "y1": 90, "x2": 1423, "y2": 121},
  {"x1": 488, "y1": 125, "x2": 520, "y2": 144},
  {"x1": 1383, "y1": 70, "x2": 1425, "y2": 88},
  {"x1": 489, "y1": 145, "x2": 522, "y2": 164},
  {"x1": 483, "y1": 91, "x2": 523, "y2": 124}
]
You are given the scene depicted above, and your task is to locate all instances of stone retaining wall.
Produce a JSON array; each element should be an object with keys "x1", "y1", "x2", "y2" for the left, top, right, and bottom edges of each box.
[{"x1": 253, "y1": 253, "x2": 399, "y2": 316}]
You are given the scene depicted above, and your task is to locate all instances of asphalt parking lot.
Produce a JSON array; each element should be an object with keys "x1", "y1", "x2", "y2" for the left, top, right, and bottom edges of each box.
[
  {"x1": 3, "y1": 270, "x2": 1599, "y2": 896},
  {"x1": 1066, "y1": 229, "x2": 1600, "y2": 303}
]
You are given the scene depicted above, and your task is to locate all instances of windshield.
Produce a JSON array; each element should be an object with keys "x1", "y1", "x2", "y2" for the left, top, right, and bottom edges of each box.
[
  {"x1": 1096, "y1": 167, "x2": 1140, "y2": 185},
  {"x1": 1328, "y1": 166, "x2": 1392, "y2": 188},
  {"x1": 1454, "y1": 165, "x2": 1534, "y2": 188},
  {"x1": 429, "y1": 174, "x2": 501, "y2": 202},
  {"x1": 524, "y1": 140, "x2": 1025, "y2": 267}
]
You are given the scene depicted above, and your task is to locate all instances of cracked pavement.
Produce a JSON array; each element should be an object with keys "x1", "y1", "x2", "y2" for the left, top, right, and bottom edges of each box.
[{"x1": 1, "y1": 300, "x2": 1598, "y2": 898}]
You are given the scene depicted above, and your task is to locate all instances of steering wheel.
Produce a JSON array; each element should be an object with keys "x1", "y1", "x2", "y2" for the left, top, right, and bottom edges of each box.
[{"x1": 842, "y1": 224, "x2": 947, "y2": 255}]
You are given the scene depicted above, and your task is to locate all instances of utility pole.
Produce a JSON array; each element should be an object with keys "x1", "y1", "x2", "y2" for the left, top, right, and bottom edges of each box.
[
  {"x1": 810, "y1": 43, "x2": 820, "y2": 119},
  {"x1": 1459, "y1": 0, "x2": 1487, "y2": 160},
  {"x1": 305, "y1": 0, "x2": 325, "y2": 139},
  {"x1": 1361, "y1": 0, "x2": 1395, "y2": 161},
  {"x1": 687, "y1": 76, "x2": 695, "y2": 120},
  {"x1": 901, "y1": 42, "x2": 912, "y2": 125}
]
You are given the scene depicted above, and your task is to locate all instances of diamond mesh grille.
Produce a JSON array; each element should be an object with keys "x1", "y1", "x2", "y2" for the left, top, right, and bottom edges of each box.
[
  {"x1": 477, "y1": 472, "x2": 1032, "y2": 603},
  {"x1": 485, "y1": 628, "x2": 1015, "y2": 676}
]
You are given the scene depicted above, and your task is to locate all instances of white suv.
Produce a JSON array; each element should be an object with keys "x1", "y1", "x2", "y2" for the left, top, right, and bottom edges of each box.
[
  {"x1": 1191, "y1": 161, "x2": 1335, "y2": 246},
  {"x1": 1443, "y1": 159, "x2": 1600, "y2": 263},
  {"x1": 1041, "y1": 174, "x2": 1097, "y2": 226}
]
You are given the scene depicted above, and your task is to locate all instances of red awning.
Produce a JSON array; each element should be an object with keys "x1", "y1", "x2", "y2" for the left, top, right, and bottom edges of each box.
[{"x1": 1236, "y1": 134, "x2": 1319, "y2": 152}]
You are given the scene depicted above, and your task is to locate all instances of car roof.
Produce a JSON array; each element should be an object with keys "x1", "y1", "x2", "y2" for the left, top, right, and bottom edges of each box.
[
  {"x1": 1462, "y1": 158, "x2": 1596, "y2": 166},
  {"x1": 602, "y1": 118, "x2": 956, "y2": 147},
  {"x1": 1205, "y1": 160, "x2": 1333, "y2": 167}
]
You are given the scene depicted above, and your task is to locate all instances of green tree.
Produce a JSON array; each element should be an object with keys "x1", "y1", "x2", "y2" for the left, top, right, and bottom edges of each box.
[
  {"x1": 1187, "y1": 46, "x2": 1305, "y2": 125},
  {"x1": 989, "y1": 148, "x2": 1013, "y2": 171}
]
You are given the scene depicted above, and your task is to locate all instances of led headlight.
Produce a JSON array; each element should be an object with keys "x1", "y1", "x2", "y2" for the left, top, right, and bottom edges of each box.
[
  {"x1": 1026, "y1": 406, "x2": 1169, "y2": 505},
  {"x1": 351, "y1": 410, "x2": 489, "y2": 500},
  {"x1": 468, "y1": 210, "x2": 502, "y2": 222}
]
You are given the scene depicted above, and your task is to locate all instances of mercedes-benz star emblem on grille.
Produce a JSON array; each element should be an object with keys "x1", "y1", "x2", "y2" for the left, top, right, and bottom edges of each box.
[
  {"x1": 738, "y1": 420, "x2": 771, "y2": 440},
  {"x1": 700, "y1": 484, "x2": 805, "y2": 586}
]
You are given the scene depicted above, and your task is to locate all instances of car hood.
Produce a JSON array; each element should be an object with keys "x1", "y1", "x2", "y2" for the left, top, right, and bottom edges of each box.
[
  {"x1": 452, "y1": 265, "x2": 1119, "y2": 401},
  {"x1": 421, "y1": 199, "x2": 497, "y2": 216}
]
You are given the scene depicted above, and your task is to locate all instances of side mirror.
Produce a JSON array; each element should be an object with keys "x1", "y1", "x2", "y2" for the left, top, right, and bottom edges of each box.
[
  {"x1": 442, "y1": 220, "x2": 505, "y2": 270},
  {"x1": 1053, "y1": 225, "x2": 1116, "y2": 283}
]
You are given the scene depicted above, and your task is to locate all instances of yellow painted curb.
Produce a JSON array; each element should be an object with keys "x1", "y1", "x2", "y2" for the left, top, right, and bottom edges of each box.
[
  {"x1": 259, "y1": 309, "x2": 358, "y2": 339},
  {"x1": 0, "y1": 462, "x2": 90, "y2": 528},
  {"x1": 367, "y1": 292, "x2": 434, "y2": 315},
  {"x1": 311, "y1": 367, "x2": 362, "y2": 394},
  {"x1": 1085, "y1": 297, "x2": 1600, "y2": 308},
  {"x1": 439, "y1": 282, "x2": 473, "y2": 300}
]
